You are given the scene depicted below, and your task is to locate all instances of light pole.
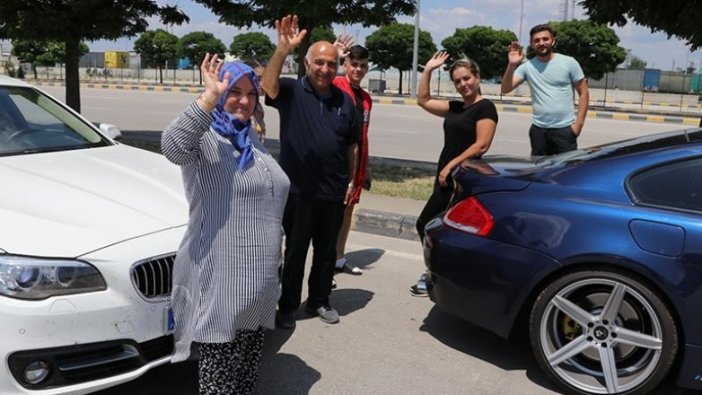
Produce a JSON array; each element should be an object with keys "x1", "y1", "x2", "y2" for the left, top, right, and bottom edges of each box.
[
  {"x1": 410, "y1": 0, "x2": 420, "y2": 99},
  {"x1": 518, "y1": 0, "x2": 525, "y2": 43}
]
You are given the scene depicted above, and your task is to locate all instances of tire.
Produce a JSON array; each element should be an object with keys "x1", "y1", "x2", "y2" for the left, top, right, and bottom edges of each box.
[{"x1": 529, "y1": 269, "x2": 678, "y2": 395}]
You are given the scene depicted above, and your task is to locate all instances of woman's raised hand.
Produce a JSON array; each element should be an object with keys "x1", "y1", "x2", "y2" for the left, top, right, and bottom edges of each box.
[
  {"x1": 425, "y1": 51, "x2": 450, "y2": 72},
  {"x1": 200, "y1": 53, "x2": 229, "y2": 103}
]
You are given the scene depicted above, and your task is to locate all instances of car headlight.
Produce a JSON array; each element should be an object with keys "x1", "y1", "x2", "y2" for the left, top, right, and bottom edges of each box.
[{"x1": 0, "y1": 255, "x2": 106, "y2": 300}]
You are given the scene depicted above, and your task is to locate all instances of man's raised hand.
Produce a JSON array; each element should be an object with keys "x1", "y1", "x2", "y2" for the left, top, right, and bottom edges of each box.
[
  {"x1": 333, "y1": 32, "x2": 355, "y2": 58},
  {"x1": 275, "y1": 15, "x2": 307, "y2": 51}
]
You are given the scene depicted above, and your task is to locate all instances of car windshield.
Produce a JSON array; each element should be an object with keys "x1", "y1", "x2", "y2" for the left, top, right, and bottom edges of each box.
[{"x1": 0, "y1": 86, "x2": 110, "y2": 156}]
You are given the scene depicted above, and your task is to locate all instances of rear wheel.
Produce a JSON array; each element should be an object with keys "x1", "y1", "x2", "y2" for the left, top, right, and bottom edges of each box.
[{"x1": 529, "y1": 269, "x2": 677, "y2": 394}]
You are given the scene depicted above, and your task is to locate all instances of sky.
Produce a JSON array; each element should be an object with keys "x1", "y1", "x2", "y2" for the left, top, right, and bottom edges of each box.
[{"x1": 90, "y1": 0, "x2": 702, "y2": 73}]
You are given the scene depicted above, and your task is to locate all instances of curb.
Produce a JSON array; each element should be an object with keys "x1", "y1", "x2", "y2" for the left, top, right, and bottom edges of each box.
[{"x1": 353, "y1": 209, "x2": 419, "y2": 241}]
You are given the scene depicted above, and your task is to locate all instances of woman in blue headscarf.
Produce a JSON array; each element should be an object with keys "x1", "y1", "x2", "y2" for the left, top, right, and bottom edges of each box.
[{"x1": 162, "y1": 53, "x2": 290, "y2": 395}]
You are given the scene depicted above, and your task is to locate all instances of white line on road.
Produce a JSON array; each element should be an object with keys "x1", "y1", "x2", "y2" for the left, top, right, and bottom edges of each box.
[{"x1": 346, "y1": 242, "x2": 423, "y2": 262}]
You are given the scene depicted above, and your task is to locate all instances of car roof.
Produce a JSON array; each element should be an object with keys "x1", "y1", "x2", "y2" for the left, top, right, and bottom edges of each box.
[
  {"x1": 537, "y1": 128, "x2": 702, "y2": 167},
  {"x1": 528, "y1": 128, "x2": 702, "y2": 193},
  {"x1": 459, "y1": 128, "x2": 702, "y2": 203}
]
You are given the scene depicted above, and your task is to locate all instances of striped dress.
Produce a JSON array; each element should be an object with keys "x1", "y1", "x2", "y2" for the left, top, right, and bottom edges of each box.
[{"x1": 162, "y1": 102, "x2": 290, "y2": 362}]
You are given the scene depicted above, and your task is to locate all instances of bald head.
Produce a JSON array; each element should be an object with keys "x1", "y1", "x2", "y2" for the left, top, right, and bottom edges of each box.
[
  {"x1": 304, "y1": 40, "x2": 338, "y2": 95},
  {"x1": 306, "y1": 41, "x2": 336, "y2": 62}
]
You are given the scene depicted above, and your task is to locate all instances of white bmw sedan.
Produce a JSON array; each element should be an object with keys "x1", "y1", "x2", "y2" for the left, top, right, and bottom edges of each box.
[{"x1": 0, "y1": 76, "x2": 188, "y2": 394}]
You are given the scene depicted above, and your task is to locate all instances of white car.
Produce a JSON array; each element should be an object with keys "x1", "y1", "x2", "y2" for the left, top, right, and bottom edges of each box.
[{"x1": 0, "y1": 76, "x2": 188, "y2": 394}]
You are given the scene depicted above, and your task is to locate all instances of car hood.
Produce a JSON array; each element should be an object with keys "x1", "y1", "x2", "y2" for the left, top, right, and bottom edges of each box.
[{"x1": 0, "y1": 144, "x2": 188, "y2": 257}]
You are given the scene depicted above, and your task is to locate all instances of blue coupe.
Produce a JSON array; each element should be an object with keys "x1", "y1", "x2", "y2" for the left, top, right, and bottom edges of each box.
[{"x1": 423, "y1": 129, "x2": 702, "y2": 394}]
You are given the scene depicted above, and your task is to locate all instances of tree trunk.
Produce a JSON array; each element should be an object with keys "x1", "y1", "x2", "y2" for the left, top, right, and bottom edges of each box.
[
  {"x1": 295, "y1": 20, "x2": 316, "y2": 78},
  {"x1": 296, "y1": 46, "x2": 306, "y2": 78},
  {"x1": 398, "y1": 69, "x2": 404, "y2": 95},
  {"x1": 64, "y1": 39, "x2": 81, "y2": 112},
  {"x1": 159, "y1": 66, "x2": 163, "y2": 84},
  {"x1": 295, "y1": 36, "x2": 312, "y2": 78},
  {"x1": 32, "y1": 64, "x2": 38, "y2": 80}
]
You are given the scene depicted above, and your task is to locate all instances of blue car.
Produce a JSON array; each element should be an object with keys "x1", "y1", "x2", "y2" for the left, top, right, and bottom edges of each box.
[{"x1": 423, "y1": 129, "x2": 702, "y2": 394}]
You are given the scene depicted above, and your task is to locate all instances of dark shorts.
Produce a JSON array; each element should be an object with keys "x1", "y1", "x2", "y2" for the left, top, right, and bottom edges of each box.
[{"x1": 529, "y1": 124, "x2": 578, "y2": 156}]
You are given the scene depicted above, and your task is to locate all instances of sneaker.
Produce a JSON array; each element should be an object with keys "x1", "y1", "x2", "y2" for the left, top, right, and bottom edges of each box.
[
  {"x1": 305, "y1": 304, "x2": 340, "y2": 324},
  {"x1": 275, "y1": 310, "x2": 296, "y2": 330},
  {"x1": 335, "y1": 257, "x2": 362, "y2": 275}
]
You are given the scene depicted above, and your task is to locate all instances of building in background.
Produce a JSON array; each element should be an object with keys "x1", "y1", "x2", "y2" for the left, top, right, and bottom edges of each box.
[{"x1": 104, "y1": 51, "x2": 129, "y2": 69}]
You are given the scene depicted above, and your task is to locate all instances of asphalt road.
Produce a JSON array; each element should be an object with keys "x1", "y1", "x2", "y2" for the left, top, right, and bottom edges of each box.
[
  {"x1": 91, "y1": 231, "x2": 685, "y2": 395},
  {"x1": 40, "y1": 86, "x2": 677, "y2": 161}
]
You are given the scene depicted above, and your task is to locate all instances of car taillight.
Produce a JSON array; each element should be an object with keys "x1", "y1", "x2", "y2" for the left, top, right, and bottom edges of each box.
[{"x1": 443, "y1": 196, "x2": 494, "y2": 236}]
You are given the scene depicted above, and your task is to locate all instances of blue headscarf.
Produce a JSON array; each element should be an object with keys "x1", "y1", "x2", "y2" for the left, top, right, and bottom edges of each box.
[{"x1": 210, "y1": 61, "x2": 260, "y2": 169}]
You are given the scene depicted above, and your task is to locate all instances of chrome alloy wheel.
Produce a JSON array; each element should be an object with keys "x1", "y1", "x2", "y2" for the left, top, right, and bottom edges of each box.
[{"x1": 530, "y1": 271, "x2": 677, "y2": 395}]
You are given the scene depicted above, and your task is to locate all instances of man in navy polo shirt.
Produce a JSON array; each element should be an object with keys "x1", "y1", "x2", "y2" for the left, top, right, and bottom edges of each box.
[{"x1": 262, "y1": 15, "x2": 359, "y2": 328}]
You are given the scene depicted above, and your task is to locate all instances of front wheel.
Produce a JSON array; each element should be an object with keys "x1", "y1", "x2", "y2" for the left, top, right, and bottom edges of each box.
[{"x1": 529, "y1": 269, "x2": 678, "y2": 394}]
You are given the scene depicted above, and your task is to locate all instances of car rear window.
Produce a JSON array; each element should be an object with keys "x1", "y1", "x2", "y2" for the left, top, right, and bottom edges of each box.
[{"x1": 628, "y1": 157, "x2": 702, "y2": 213}]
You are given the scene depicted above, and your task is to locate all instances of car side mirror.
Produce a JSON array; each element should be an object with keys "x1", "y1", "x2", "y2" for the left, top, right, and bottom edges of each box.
[{"x1": 98, "y1": 123, "x2": 122, "y2": 140}]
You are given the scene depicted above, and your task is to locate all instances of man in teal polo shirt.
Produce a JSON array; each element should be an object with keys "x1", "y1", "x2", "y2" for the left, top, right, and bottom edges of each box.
[{"x1": 501, "y1": 24, "x2": 589, "y2": 156}]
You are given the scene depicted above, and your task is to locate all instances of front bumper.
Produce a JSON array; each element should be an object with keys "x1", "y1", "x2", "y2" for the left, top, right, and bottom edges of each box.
[
  {"x1": 7, "y1": 336, "x2": 173, "y2": 393},
  {"x1": 0, "y1": 226, "x2": 184, "y2": 394}
]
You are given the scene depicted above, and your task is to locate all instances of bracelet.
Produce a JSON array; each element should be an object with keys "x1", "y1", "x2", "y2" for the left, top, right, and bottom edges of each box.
[
  {"x1": 197, "y1": 94, "x2": 216, "y2": 108},
  {"x1": 348, "y1": 182, "x2": 355, "y2": 189}
]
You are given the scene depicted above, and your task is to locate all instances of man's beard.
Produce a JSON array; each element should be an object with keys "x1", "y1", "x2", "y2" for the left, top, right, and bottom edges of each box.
[{"x1": 535, "y1": 46, "x2": 553, "y2": 57}]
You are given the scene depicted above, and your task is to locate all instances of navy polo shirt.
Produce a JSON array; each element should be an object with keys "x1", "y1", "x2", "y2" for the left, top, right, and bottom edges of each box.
[{"x1": 266, "y1": 77, "x2": 360, "y2": 201}]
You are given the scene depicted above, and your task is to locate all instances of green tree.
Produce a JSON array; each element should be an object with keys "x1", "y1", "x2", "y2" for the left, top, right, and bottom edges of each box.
[
  {"x1": 177, "y1": 31, "x2": 226, "y2": 85},
  {"x1": 195, "y1": 0, "x2": 416, "y2": 76},
  {"x1": 10, "y1": 39, "x2": 46, "y2": 79},
  {"x1": 37, "y1": 42, "x2": 89, "y2": 66},
  {"x1": 365, "y1": 23, "x2": 436, "y2": 95},
  {"x1": 0, "y1": 0, "x2": 188, "y2": 112},
  {"x1": 629, "y1": 55, "x2": 647, "y2": 70},
  {"x1": 11, "y1": 40, "x2": 87, "y2": 78},
  {"x1": 534, "y1": 20, "x2": 626, "y2": 80},
  {"x1": 229, "y1": 32, "x2": 274, "y2": 65},
  {"x1": 441, "y1": 26, "x2": 516, "y2": 80},
  {"x1": 309, "y1": 26, "x2": 336, "y2": 43},
  {"x1": 580, "y1": 0, "x2": 702, "y2": 50},
  {"x1": 134, "y1": 29, "x2": 179, "y2": 84}
]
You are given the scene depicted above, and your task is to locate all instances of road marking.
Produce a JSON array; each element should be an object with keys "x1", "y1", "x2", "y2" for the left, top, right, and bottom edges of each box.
[
  {"x1": 384, "y1": 249, "x2": 424, "y2": 261},
  {"x1": 346, "y1": 242, "x2": 424, "y2": 262}
]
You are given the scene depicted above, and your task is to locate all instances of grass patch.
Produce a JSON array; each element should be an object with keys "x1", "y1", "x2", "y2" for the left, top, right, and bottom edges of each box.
[
  {"x1": 368, "y1": 163, "x2": 434, "y2": 201},
  {"x1": 118, "y1": 137, "x2": 434, "y2": 201}
]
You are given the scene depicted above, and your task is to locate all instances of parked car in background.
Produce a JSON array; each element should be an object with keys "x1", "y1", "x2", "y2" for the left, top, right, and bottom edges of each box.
[
  {"x1": 423, "y1": 129, "x2": 702, "y2": 394},
  {"x1": 0, "y1": 76, "x2": 188, "y2": 394}
]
